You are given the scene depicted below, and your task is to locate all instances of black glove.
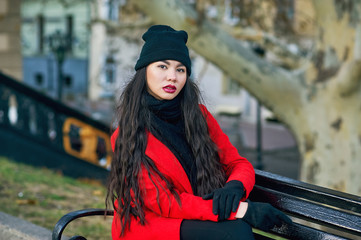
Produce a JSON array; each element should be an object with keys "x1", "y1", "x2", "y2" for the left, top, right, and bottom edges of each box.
[
  {"x1": 242, "y1": 200, "x2": 292, "y2": 231},
  {"x1": 202, "y1": 180, "x2": 245, "y2": 221}
]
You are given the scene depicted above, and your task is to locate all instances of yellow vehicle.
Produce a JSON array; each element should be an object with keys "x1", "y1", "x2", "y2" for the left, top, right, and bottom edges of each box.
[{"x1": 63, "y1": 118, "x2": 112, "y2": 170}]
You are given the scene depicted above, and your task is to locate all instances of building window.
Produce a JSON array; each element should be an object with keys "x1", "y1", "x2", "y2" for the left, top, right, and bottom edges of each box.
[
  {"x1": 34, "y1": 73, "x2": 44, "y2": 86},
  {"x1": 106, "y1": 0, "x2": 119, "y2": 21},
  {"x1": 104, "y1": 55, "x2": 117, "y2": 84},
  {"x1": 64, "y1": 75, "x2": 72, "y2": 88}
]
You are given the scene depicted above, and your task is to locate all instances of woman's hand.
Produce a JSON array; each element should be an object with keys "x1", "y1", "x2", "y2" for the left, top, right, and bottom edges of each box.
[
  {"x1": 202, "y1": 180, "x2": 245, "y2": 221},
  {"x1": 239, "y1": 200, "x2": 293, "y2": 231}
]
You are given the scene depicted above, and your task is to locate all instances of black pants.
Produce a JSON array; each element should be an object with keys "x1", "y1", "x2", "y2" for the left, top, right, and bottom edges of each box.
[{"x1": 180, "y1": 219, "x2": 255, "y2": 240}]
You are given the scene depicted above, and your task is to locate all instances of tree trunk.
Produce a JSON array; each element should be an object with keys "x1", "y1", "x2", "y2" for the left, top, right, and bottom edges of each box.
[
  {"x1": 132, "y1": 0, "x2": 361, "y2": 195},
  {"x1": 290, "y1": 83, "x2": 361, "y2": 194}
]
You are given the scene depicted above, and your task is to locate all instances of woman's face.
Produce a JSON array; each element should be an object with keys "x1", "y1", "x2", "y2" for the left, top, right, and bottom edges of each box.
[{"x1": 146, "y1": 60, "x2": 187, "y2": 100}]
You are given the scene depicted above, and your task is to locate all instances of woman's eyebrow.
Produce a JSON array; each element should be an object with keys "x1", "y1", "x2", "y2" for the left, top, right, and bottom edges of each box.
[{"x1": 161, "y1": 60, "x2": 185, "y2": 67}]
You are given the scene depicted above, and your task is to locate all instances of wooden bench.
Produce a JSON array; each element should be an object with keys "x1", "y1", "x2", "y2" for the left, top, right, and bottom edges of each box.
[{"x1": 52, "y1": 169, "x2": 361, "y2": 240}]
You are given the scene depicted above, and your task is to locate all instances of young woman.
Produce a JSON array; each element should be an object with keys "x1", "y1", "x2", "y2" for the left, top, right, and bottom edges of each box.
[{"x1": 106, "y1": 25, "x2": 291, "y2": 240}]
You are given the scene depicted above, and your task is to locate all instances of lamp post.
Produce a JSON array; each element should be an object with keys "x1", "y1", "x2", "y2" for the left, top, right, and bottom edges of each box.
[
  {"x1": 256, "y1": 101, "x2": 264, "y2": 170},
  {"x1": 253, "y1": 45, "x2": 266, "y2": 170},
  {"x1": 47, "y1": 30, "x2": 72, "y2": 101}
]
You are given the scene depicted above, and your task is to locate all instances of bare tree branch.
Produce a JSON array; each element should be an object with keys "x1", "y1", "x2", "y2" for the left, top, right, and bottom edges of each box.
[{"x1": 228, "y1": 26, "x2": 307, "y2": 69}]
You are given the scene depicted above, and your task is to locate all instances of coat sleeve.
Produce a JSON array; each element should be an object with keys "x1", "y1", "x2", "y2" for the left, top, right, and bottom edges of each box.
[
  {"x1": 200, "y1": 105, "x2": 255, "y2": 198},
  {"x1": 138, "y1": 166, "x2": 238, "y2": 221}
]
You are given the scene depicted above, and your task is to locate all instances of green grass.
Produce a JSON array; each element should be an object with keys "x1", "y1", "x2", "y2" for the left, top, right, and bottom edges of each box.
[
  {"x1": 253, "y1": 229, "x2": 288, "y2": 240},
  {"x1": 0, "y1": 156, "x2": 112, "y2": 239}
]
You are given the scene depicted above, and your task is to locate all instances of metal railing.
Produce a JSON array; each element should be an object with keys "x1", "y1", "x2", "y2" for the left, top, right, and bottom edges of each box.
[{"x1": 0, "y1": 71, "x2": 112, "y2": 180}]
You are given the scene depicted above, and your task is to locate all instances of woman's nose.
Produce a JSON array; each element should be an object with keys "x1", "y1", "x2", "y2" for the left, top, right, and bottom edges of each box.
[{"x1": 167, "y1": 70, "x2": 177, "y2": 81}]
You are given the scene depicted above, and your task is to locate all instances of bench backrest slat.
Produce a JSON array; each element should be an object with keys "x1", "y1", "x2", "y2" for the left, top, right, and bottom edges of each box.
[
  {"x1": 255, "y1": 170, "x2": 361, "y2": 213},
  {"x1": 250, "y1": 170, "x2": 361, "y2": 240},
  {"x1": 251, "y1": 186, "x2": 361, "y2": 236}
]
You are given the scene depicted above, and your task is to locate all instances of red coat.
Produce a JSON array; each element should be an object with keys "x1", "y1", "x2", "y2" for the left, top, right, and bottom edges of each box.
[{"x1": 110, "y1": 105, "x2": 255, "y2": 240}]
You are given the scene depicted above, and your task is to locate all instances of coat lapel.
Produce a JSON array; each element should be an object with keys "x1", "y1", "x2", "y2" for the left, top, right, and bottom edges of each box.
[{"x1": 145, "y1": 132, "x2": 193, "y2": 194}]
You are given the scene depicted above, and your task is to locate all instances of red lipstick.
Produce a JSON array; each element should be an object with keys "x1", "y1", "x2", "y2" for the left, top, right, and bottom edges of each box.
[{"x1": 163, "y1": 85, "x2": 177, "y2": 93}]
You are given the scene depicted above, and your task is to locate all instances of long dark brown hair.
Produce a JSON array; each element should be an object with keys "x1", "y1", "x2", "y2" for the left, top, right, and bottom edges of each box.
[{"x1": 106, "y1": 68, "x2": 226, "y2": 236}]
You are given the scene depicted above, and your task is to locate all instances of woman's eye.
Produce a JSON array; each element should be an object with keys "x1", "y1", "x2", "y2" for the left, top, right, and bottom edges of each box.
[
  {"x1": 177, "y1": 68, "x2": 185, "y2": 73},
  {"x1": 158, "y1": 65, "x2": 167, "y2": 69}
]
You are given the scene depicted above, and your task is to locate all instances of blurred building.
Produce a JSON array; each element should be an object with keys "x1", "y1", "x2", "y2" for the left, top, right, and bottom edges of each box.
[
  {"x1": 19, "y1": 0, "x2": 130, "y2": 104},
  {"x1": 87, "y1": 0, "x2": 140, "y2": 101},
  {"x1": 0, "y1": 0, "x2": 22, "y2": 80},
  {"x1": 21, "y1": 0, "x2": 91, "y2": 99}
]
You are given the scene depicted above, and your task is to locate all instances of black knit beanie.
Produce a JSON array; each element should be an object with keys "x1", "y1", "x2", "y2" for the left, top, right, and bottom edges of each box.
[{"x1": 134, "y1": 25, "x2": 192, "y2": 76}]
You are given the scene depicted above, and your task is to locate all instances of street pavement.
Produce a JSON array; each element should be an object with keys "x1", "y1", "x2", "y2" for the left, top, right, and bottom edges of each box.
[
  {"x1": 217, "y1": 116, "x2": 300, "y2": 180},
  {"x1": 0, "y1": 211, "x2": 61, "y2": 240}
]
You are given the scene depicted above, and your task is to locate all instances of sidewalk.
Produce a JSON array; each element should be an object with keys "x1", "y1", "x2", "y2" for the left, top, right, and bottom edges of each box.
[
  {"x1": 0, "y1": 211, "x2": 62, "y2": 240},
  {"x1": 217, "y1": 116, "x2": 300, "y2": 180}
]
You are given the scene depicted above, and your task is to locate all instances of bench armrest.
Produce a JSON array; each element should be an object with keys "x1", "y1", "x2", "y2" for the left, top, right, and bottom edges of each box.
[{"x1": 52, "y1": 209, "x2": 114, "y2": 240}]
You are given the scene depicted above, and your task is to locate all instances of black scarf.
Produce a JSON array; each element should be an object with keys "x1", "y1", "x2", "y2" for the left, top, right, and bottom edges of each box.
[{"x1": 145, "y1": 93, "x2": 197, "y2": 193}]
